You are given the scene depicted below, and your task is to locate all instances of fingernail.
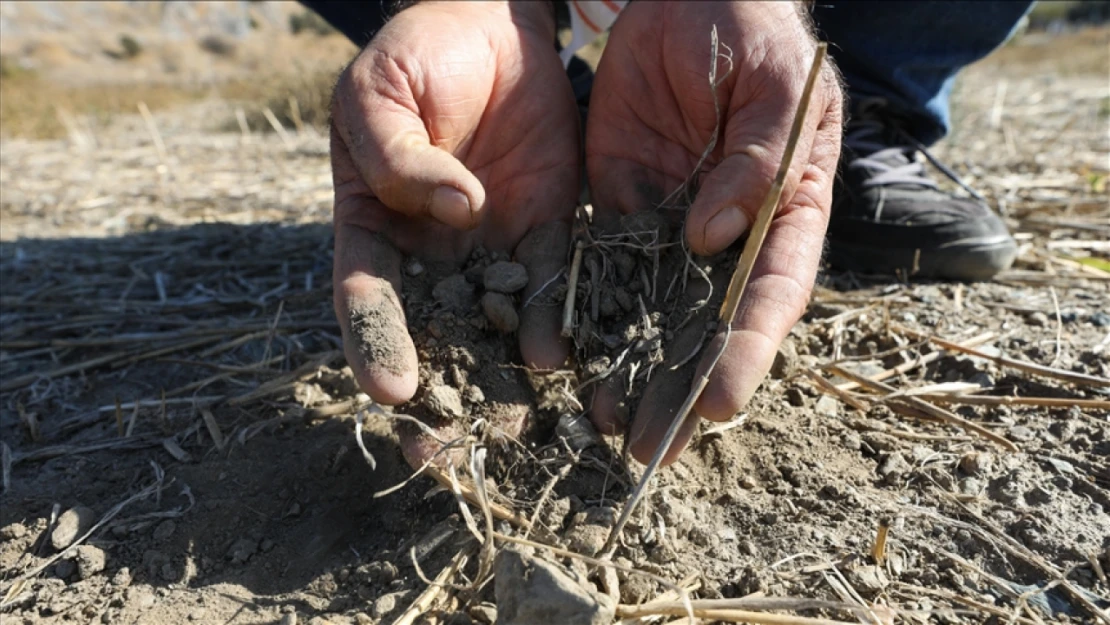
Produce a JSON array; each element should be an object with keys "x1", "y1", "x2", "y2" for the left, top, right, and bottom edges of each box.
[
  {"x1": 428, "y1": 185, "x2": 473, "y2": 229},
  {"x1": 703, "y1": 206, "x2": 750, "y2": 254}
]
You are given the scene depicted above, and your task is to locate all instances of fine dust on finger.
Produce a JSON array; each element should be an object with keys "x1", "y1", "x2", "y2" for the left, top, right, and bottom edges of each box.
[{"x1": 349, "y1": 297, "x2": 411, "y2": 378}]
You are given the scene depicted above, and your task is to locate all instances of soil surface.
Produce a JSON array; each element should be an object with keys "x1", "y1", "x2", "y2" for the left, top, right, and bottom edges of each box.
[{"x1": 2, "y1": 19, "x2": 1109, "y2": 625}]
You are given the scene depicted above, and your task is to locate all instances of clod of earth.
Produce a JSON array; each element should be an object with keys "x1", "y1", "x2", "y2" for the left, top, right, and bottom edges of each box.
[
  {"x1": 493, "y1": 548, "x2": 615, "y2": 625},
  {"x1": 482, "y1": 292, "x2": 520, "y2": 333},
  {"x1": 483, "y1": 261, "x2": 529, "y2": 294},
  {"x1": 424, "y1": 384, "x2": 466, "y2": 421},
  {"x1": 51, "y1": 506, "x2": 95, "y2": 551},
  {"x1": 433, "y1": 274, "x2": 477, "y2": 313}
]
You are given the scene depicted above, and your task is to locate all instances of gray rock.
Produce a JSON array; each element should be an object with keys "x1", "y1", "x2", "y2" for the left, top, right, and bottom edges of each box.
[
  {"x1": 481, "y1": 292, "x2": 519, "y2": 333},
  {"x1": 958, "y1": 451, "x2": 993, "y2": 476},
  {"x1": 815, "y1": 395, "x2": 840, "y2": 417},
  {"x1": 483, "y1": 261, "x2": 529, "y2": 294},
  {"x1": 555, "y1": 413, "x2": 600, "y2": 451},
  {"x1": 74, "y1": 545, "x2": 107, "y2": 579},
  {"x1": 425, "y1": 384, "x2": 465, "y2": 420},
  {"x1": 433, "y1": 274, "x2": 476, "y2": 312},
  {"x1": 372, "y1": 591, "x2": 404, "y2": 619},
  {"x1": 54, "y1": 558, "x2": 77, "y2": 580},
  {"x1": 770, "y1": 339, "x2": 797, "y2": 379},
  {"x1": 1026, "y1": 311, "x2": 1049, "y2": 327},
  {"x1": 878, "y1": 452, "x2": 911, "y2": 484},
  {"x1": 227, "y1": 537, "x2": 258, "y2": 564},
  {"x1": 494, "y1": 548, "x2": 614, "y2": 625},
  {"x1": 152, "y1": 520, "x2": 176, "y2": 542},
  {"x1": 51, "y1": 506, "x2": 95, "y2": 552}
]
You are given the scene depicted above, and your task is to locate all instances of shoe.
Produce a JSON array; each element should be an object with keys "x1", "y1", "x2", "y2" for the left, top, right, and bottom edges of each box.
[{"x1": 825, "y1": 98, "x2": 1017, "y2": 281}]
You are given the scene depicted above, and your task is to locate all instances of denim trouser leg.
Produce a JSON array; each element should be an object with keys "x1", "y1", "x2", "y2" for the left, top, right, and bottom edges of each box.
[{"x1": 812, "y1": 0, "x2": 1034, "y2": 146}]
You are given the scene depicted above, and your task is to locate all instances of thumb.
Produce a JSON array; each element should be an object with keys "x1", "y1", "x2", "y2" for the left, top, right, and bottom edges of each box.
[{"x1": 332, "y1": 65, "x2": 486, "y2": 231}]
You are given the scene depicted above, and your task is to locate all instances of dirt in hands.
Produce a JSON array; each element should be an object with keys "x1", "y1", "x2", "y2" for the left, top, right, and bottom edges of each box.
[{"x1": 348, "y1": 298, "x2": 409, "y2": 378}]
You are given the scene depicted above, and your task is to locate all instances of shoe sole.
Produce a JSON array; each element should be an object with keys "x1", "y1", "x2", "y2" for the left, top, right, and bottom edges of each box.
[{"x1": 826, "y1": 234, "x2": 1017, "y2": 281}]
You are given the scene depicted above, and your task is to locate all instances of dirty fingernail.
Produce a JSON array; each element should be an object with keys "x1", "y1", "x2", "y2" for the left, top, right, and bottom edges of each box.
[
  {"x1": 702, "y1": 206, "x2": 749, "y2": 254},
  {"x1": 428, "y1": 185, "x2": 473, "y2": 229}
]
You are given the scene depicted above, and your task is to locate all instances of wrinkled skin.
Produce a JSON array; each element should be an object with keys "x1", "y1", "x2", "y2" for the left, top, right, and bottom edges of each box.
[
  {"x1": 329, "y1": 0, "x2": 842, "y2": 467},
  {"x1": 585, "y1": 1, "x2": 843, "y2": 464}
]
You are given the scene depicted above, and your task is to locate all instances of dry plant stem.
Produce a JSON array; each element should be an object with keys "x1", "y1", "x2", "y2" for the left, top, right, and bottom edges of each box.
[
  {"x1": 614, "y1": 604, "x2": 859, "y2": 625},
  {"x1": 423, "y1": 465, "x2": 535, "y2": 533},
  {"x1": 893, "y1": 324, "x2": 1110, "y2": 388},
  {"x1": 827, "y1": 364, "x2": 1018, "y2": 451},
  {"x1": 915, "y1": 394, "x2": 1110, "y2": 410},
  {"x1": 831, "y1": 331, "x2": 996, "y2": 392},
  {"x1": 392, "y1": 547, "x2": 473, "y2": 625},
  {"x1": 602, "y1": 42, "x2": 828, "y2": 558},
  {"x1": 562, "y1": 240, "x2": 585, "y2": 338},
  {"x1": 892, "y1": 583, "x2": 1041, "y2": 625}
]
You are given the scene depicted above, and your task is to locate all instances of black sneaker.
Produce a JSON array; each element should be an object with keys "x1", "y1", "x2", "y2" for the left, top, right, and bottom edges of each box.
[{"x1": 826, "y1": 98, "x2": 1017, "y2": 281}]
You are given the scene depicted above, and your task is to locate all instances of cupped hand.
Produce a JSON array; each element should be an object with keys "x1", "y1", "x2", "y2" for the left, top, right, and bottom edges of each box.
[
  {"x1": 330, "y1": 1, "x2": 578, "y2": 461},
  {"x1": 585, "y1": 1, "x2": 843, "y2": 464}
]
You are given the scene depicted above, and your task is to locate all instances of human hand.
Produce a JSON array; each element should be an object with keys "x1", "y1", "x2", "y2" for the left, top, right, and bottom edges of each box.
[
  {"x1": 330, "y1": 1, "x2": 578, "y2": 462},
  {"x1": 585, "y1": 1, "x2": 843, "y2": 463}
]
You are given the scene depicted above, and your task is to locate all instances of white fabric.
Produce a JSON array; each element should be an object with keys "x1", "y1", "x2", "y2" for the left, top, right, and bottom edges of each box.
[{"x1": 560, "y1": 0, "x2": 627, "y2": 67}]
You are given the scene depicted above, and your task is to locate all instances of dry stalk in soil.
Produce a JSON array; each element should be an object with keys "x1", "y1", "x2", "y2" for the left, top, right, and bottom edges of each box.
[{"x1": 602, "y1": 40, "x2": 829, "y2": 556}]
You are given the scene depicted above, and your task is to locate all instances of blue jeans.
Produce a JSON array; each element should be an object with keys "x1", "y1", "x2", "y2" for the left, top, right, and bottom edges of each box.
[{"x1": 812, "y1": 0, "x2": 1035, "y2": 145}]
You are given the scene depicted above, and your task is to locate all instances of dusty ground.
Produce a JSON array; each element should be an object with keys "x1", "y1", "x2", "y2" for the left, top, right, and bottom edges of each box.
[{"x1": 1, "y1": 12, "x2": 1108, "y2": 625}]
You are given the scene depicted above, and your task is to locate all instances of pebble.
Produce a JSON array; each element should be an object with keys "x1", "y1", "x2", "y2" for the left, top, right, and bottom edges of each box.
[
  {"x1": 481, "y1": 292, "x2": 519, "y2": 333},
  {"x1": 432, "y1": 274, "x2": 476, "y2": 312},
  {"x1": 372, "y1": 591, "x2": 404, "y2": 619},
  {"x1": 227, "y1": 538, "x2": 258, "y2": 564},
  {"x1": 494, "y1": 548, "x2": 614, "y2": 625},
  {"x1": 784, "y1": 387, "x2": 806, "y2": 407},
  {"x1": 74, "y1": 545, "x2": 107, "y2": 579},
  {"x1": 51, "y1": 506, "x2": 96, "y2": 551},
  {"x1": 0, "y1": 523, "x2": 27, "y2": 540},
  {"x1": 1026, "y1": 311, "x2": 1049, "y2": 327},
  {"x1": 770, "y1": 339, "x2": 797, "y2": 379},
  {"x1": 55, "y1": 558, "x2": 77, "y2": 580},
  {"x1": 405, "y1": 259, "x2": 424, "y2": 277},
  {"x1": 555, "y1": 413, "x2": 600, "y2": 451},
  {"x1": 1008, "y1": 425, "x2": 1036, "y2": 442},
  {"x1": 814, "y1": 395, "x2": 840, "y2": 417},
  {"x1": 483, "y1": 261, "x2": 529, "y2": 294},
  {"x1": 424, "y1": 384, "x2": 465, "y2": 420},
  {"x1": 958, "y1": 451, "x2": 994, "y2": 476},
  {"x1": 469, "y1": 604, "x2": 497, "y2": 624},
  {"x1": 878, "y1": 452, "x2": 911, "y2": 484},
  {"x1": 280, "y1": 613, "x2": 298, "y2": 625},
  {"x1": 1091, "y1": 311, "x2": 1110, "y2": 327}
]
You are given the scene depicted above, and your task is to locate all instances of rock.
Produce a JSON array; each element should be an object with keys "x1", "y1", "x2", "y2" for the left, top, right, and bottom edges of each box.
[
  {"x1": 425, "y1": 384, "x2": 465, "y2": 420},
  {"x1": 1091, "y1": 311, "x2": 1110, "y2": 327},
  {"x1": 494, "y1": 548, "x2": 614, "y2": 625},
  {"x1": 74, "y1": 545, "x2": 106, "y2": 579},
  {"x1": 770, "y1": 339, "x2": 797, "y2": 379},
  {"x1": 280, "y1": 613, "x2": 298, "y2": 625},
  {"x1": 481, "y1": 292, "x2": 519, "y2": 333},
  {"x1": 878, "y1": 452, "x2": 910, "y2": 484},
  {"x1": 227, "y1": 537, "x2": 258, "y2": 564},
  {"x1": 372, "y1": 591, "x2": 404, "y2": 619},
  {"x1": 51, "y1": 506, "x2": 96, "y2": 552},
  {"x1": 433, "y1": 274, "x2": 476, "y2": 312},
  {"x1": 483, "y1": 261, "x2": 529, "y2": 294},
  {"x1": 405, "y1": 259, "x2": 425, "y2": 277},
  {"x1": 848, "y1": 565, "x2": 890, "y2": 592},
  {"x1": 1008, "y1": 425, "x2": 1035, "y2": 442},
  {"x1": 0, "y1": 523, "x2": 27, "y2": 540},
  {"x1": 958, "y1": 451, "x2": 993, "y2": 476},
  {"x1": 111, "y1": 567, "x2": 132, "y2": 587},
  {"x1": 1026, "y1": 311, "x2": 1049, "y2": 327},
  {"x1": 814, "y1": 395, "x2": 840, "y2": 417},
  {"x1": 555, "y1": 413, "x2": 601, "y2": 451},
  {"x1": 152, "y1": 520, "x2": 176, "y2": 542},
  {"x1": 564, "y1": 524, "x2": 608, "y2": 556}
]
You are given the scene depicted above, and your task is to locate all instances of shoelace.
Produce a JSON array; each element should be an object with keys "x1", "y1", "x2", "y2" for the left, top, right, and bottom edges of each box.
[{"x1": 844, "y1": 98, "x2": 985, "y2": 201}]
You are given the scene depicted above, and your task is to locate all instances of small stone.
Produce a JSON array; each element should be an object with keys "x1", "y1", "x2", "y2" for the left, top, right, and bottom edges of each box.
[
  {"x1": 372, "y1": 592, "x2": 403, "y2": 619},
  {"x1": 152, "y1": 520, "x2": 176, "y2": 542},
  {"x1": 353, "y1": 613, "x2": 374, "y2": 625},
  {"x1": 958, "y1": 451, "x2": 994, "y2": 476},
  {"x1": 433, "y1": 274, "x2": 476, "y2": 312},
  {"x1": 718, "y1": 528, "x2": 738, "y2": 542},
  {"x1": 1008, "y1": 425, "x2": 1035, "y2": 442},
  {"x1": 494, "y1": 548, "x2": 614, "y2": 625},
  {"x1": 739, "y1": 539, "x2": 759, "y2": 556},
  {"x1": 1026, "y1": 311, "x2": 1049, "y2": 327},
  {"x1": 0, "y1": 523, "x2": 27, "y2": 540},
  {"x1": 483, "y1": 261, "x2": 529, "y2": 294},
  {"x1": 280, "y1": 611, "x2": 298, "y2": 625},
  {"x1": 481, "y1": 292, "x2": 519, "y2": 333},
  {"x1": 878, "y1": 452, "x2": 911, "y2": 484},
  {"x1": 564, "y1": 524, "x2": 607, "y2": 556},
  {"x1": 1091, "y1": 311, "x2": 1110, "y2": 327},
  {"x1": 405, "y1": 259, "x2": 425, "y2": 277},
  {"x1": 227, "y1": 538, "x2": 258, "y2": 564},
  {"x1": 74, "y1": 545, "x2": 107, "y2": 579},
  {"x1": 51, "y1": 506, "x2": 96, "y2": 551},
  {"x1": 111, "y1": 567, "x2": 132, "y2": 587},
  {"x1": 465, "y1": 384, "x2": 485, "y2": 404},
  {"x1": 848, "y1": 565, "x2": 890, "y2": 592},
  {"x1": 814, "y1": 395, "x2": 840, "y2": 417},
  {"x1": 770, "y1": 339, "x2": 797, "y2": 379},
  {"x1": 424, "y1": 384, "x2": 465, "y2": 420},
  {"x1": 187, "y1": 608, "x2": 208, "y2": 621},
  {"x1": 555, "y1": 413, "x2": 601, "y2": 451}
]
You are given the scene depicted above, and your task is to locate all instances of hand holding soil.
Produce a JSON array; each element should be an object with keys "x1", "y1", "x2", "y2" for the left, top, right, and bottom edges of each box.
[
  {"x1": 329, "y1": 0, "x2": 578, "y2": 449},
  {"x1": 584, "y1": 1, "x2": 844, "y2": 463}
]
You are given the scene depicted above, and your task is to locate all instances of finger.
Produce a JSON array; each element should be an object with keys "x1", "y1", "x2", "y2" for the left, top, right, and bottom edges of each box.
[
  {"x1": 684, "y1": 52, "x2": 830, "y2": 257},
  {"x1": 694, "y1": 96, "x2": 842, "y2": 422},
  {"x1": 588, "y1": 376, "x2": 628, "y2": 436},
  {"x1": 514, "y1": 220, "x2": 572, "y2": 370},
  {"x1": 626, "y1": 313, "x2": 713, "y2": 465},
  {"x1": 333, "y1": 220, "x2": 419, "y2": 405},
  {"x1": 332, "y1": 58, "x2": 486, "y2": 230}
]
